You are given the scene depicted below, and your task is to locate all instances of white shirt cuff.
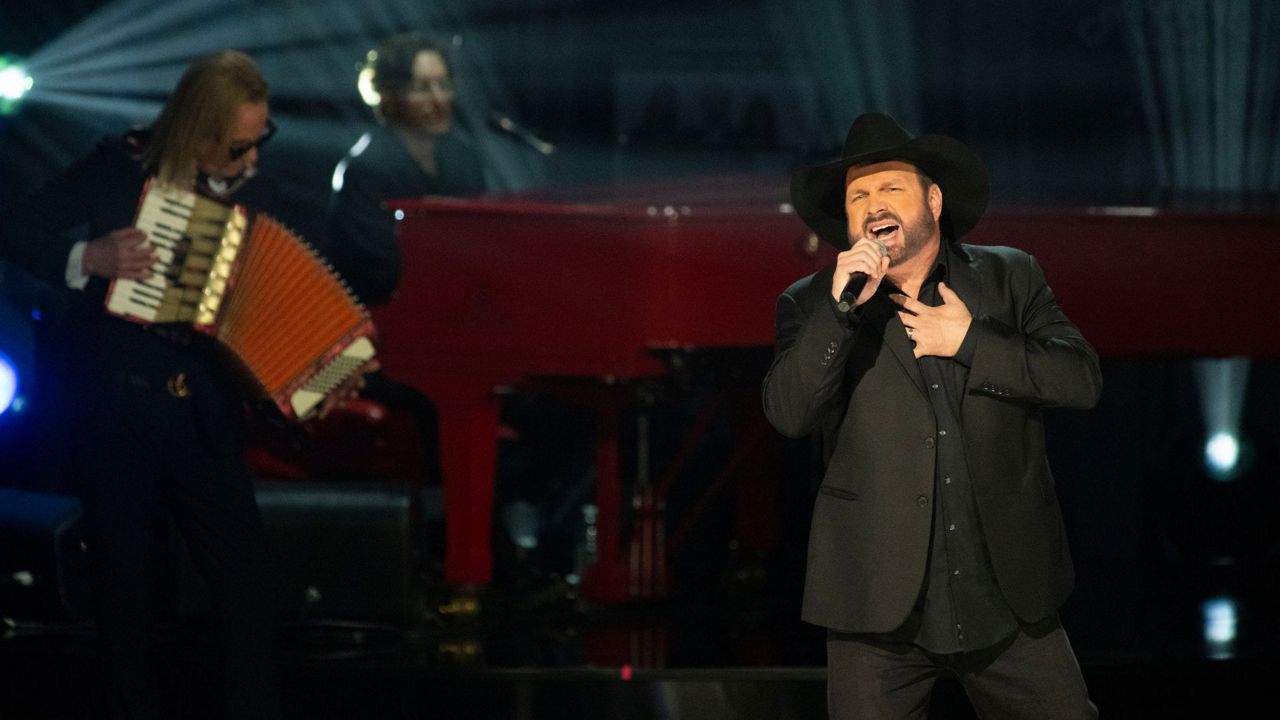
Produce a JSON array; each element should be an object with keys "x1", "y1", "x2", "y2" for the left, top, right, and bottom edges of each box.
[{"x1": 66, "y1": 241, "x2": 90, "y2": 289}]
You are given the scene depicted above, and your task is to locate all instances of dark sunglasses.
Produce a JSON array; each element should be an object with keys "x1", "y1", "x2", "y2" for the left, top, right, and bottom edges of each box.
[{"x1": 228, "y1": 118, "x2": 277, "y2": 161}]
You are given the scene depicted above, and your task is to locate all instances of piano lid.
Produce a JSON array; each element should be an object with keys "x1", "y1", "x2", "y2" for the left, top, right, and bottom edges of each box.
[
  {"x1": 382, "y1": 179, "x2": 1280, "y2": 368},
  {"x1": 389, "y1": 174, "x2": 800, "y2": 223},
  {"x1": 378, "y1": 177, "x2": 830, "y2": 385}
]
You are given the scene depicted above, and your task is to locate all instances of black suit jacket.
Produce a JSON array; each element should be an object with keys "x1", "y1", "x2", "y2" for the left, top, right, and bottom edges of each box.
[
  {"x1": 323, "y1": 125, "x2": 486, "y2": 305},
  {"x1": 762, "y1": 242, "x2": 1101, "y2": 633}
]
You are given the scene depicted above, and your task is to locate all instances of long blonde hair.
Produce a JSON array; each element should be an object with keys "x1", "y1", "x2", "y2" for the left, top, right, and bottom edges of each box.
[{"x1": 142, "y1": 50, "x2": 268, "y2": 185}]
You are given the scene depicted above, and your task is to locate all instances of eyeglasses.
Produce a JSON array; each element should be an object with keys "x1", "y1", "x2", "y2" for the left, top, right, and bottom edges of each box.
[
  {"x1": 228, "y1": 118, "x2": 277, "y2": 161},
  {"x1": 406, "y1": 77, "x2": 455, "y2": 97}
]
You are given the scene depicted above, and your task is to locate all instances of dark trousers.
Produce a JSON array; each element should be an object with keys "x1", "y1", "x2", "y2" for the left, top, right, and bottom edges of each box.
[
  {"x1": 826, "y1": 618, "x2": 1097, "y2": 720},
  {"x1": 75, "y1": 374, "x2": 280, "y2": 720}
]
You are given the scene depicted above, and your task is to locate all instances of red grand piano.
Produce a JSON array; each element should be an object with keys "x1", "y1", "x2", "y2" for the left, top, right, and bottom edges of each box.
[
  {"x1": 374, "y1": 178, "x2": 834, "y2": 599},
  {"x1": 373, "y1": 178, "x2": 1280, "y2": 599}
]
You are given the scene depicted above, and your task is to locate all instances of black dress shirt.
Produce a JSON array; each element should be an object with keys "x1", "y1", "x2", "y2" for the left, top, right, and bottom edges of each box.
[{"x1": 897, "y1": 241, "x2": 1019, "y2": 654}]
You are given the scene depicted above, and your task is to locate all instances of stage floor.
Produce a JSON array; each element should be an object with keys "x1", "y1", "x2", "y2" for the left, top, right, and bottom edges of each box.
[{"x1": 2, "y1": 558, "x2": 1276, "y2": 719}]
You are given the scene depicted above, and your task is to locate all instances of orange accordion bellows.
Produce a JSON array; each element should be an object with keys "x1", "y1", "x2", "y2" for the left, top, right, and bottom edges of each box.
[{"x1": 106, "y1": 181, "x2": 377, "y2": 421}]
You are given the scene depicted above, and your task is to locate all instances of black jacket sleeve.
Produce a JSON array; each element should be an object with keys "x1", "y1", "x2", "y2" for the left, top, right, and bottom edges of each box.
[{"x1": 1, "y1": 137, "x2": 141, "y2": 289}]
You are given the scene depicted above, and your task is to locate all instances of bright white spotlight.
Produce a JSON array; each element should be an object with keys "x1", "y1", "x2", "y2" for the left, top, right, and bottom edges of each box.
[
  {"x1": 1204, "y1": 431, "x2": 1240, "y2": 480},
  {"x1": 0, "y1": 57, "x2": 34, "y2": 114},
  {"x1": 0, "y1": 351, "x2": 18, "y2": 416},
  {"x1": 0, "y1": 66, "x2": 33, "y2": 98},
  {"x1": 1201, "y1": 596, "x2": 1237, "y2": 660},
  {"x1": 1194, "y1": 357, "x2": 1249, "y2": 481}
]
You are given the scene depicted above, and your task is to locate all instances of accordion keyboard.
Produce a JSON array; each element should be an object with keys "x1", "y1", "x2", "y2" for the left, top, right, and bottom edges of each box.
[{"x1": 107, "y1": 186, "x2": 241, "y2": 324}]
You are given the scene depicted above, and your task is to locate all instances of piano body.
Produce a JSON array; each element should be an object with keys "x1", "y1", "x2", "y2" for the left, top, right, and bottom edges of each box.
[
  {"x1": 370, "y1": 179, "x2": 1280, "y2": 599},
  {"x1": 374, "y1": 178, "x2": 833, "y2": 597}
]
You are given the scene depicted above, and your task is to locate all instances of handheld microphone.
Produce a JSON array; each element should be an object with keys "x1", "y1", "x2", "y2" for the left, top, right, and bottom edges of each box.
[
  {"x1": 836, "y1": 273, "x2": 869, "y2": 313},
  {"x1": 488, "y1": 112, "x2": 556, "y2": 156},
  {"x1": 835, "y1": 237, "x2": 888, "y2": 313}
]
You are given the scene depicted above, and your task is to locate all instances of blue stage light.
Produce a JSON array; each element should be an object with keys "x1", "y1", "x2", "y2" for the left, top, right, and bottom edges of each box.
[{"x1": 0, "y1": 351, "x2": 19, "y2": 416}]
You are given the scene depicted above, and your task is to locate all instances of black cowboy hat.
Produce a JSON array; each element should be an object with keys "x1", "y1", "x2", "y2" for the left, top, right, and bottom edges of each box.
[{"x1": 790, "y1": 112, "x2": 990, "y2": 249}]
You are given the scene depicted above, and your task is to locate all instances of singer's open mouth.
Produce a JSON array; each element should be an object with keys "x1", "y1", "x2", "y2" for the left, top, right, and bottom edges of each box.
[{"x1": 869, "y1": 223, "x2": 900, "y2": 238}]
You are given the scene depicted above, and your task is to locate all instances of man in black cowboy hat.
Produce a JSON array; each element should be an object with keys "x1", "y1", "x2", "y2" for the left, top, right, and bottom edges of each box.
[{"x1": 764, "y1": 112, "x2": 1101, "y2": 718}]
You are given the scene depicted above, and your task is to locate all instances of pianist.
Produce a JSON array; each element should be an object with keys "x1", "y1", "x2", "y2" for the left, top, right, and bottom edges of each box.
[
  {"x1": 762, "y1": 112, "x2": 1102, "y2": 719},
  {"x1": 0, "y1": 50, "x2": 288, "y2": 718},
  {"x1": 324, "y1": 31, "x2": 486, "y2": 306}
]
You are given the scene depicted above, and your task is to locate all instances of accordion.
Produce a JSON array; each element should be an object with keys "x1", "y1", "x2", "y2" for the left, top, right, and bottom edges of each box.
[{"x1": 106, "y1": 182, "x2": 376, "y2": 421}]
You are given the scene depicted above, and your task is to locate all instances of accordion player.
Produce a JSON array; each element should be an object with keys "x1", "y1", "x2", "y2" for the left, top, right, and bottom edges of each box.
[{"x1": 105, "y1": 181, "x2": 377, "y2": 421}]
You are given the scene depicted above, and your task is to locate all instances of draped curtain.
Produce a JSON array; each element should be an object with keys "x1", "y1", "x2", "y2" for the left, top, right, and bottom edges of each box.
[
  {"x1": 763, "y1": 0, "x2": 921, "y2": 147},
  {"x1": 1125, "y1": 0, "x2": 1280, "y2": 196}
]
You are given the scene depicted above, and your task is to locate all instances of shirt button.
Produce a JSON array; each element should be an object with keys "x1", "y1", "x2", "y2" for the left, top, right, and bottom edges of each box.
[
  {"x1": 931, "y1": 383, "x2": 939, "y2": 389},
  {"x1": 916, "y1": 495, "x2": 929, "y2": 507},
  {"x1": 924, "y1": 437, "x2": 935, "y2": 449},
  {"x1": 953, "y1": 569, "x2": 960, "y2": 576},
  {"x1": 944, "y1": 477, "x2": 952, "y2": 484},
  {"x1": 948, "y1": 523, "x2": 956, "y2": 531},
  {"x1": 938, "y1": 430, "x2": 947, "y2": 436}
]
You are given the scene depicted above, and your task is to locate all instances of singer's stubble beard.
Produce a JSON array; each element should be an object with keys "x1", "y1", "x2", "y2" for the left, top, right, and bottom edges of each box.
[{"x1": 888, "y1": 203, "x2": 938, "y2": 268}]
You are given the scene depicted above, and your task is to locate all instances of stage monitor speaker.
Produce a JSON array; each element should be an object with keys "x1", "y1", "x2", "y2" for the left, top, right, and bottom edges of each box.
[
  {"x1": 255, "y1": 480, "x2": 422, "y2": 627},
  {"x1": 0, "y1": 487, "x2": 91, "y2": 622}
]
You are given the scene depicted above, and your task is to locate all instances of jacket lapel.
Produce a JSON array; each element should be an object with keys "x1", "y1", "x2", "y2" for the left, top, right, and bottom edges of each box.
[
  {"x1": 946, "y1": 244, "x2": 984, "y2": 411},
  {"x1": 947, "y1": 243, "x2": 983, "y2": 321},
  {"x1": 862, "y1": 292, "x2": 927, "y2": 399}
]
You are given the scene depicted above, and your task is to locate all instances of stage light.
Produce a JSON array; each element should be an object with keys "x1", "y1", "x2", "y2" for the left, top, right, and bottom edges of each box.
[
  {"x1": 1204, "y1": 432, "x2": 1240, "y2": 479},
  {"x1": 0, "y1": 351, "x2": 19, "y2": 416},
  {"x1": 0, "y1": 56, "x2": 34, "y2": 115},
  {"x1": 1194, "y1": 357, "x2": 1250, "y2": 482},
  {"x1": 1201, "y1": 596, "x2": 1237, "y2": 660}
]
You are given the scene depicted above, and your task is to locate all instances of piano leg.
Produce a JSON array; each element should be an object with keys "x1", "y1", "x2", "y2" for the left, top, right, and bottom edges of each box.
[
  {"x1": 433, "y1": 388, "x2": 501, "y2": 587},
  {"x1": 582, "y1": 395, "x2": 629, "y2": 603}
]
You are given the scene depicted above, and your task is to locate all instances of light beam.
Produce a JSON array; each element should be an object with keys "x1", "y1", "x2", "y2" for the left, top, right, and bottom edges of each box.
[{"x1": 1194, "y1": 357, "x2": 1250, "y2": 481}]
